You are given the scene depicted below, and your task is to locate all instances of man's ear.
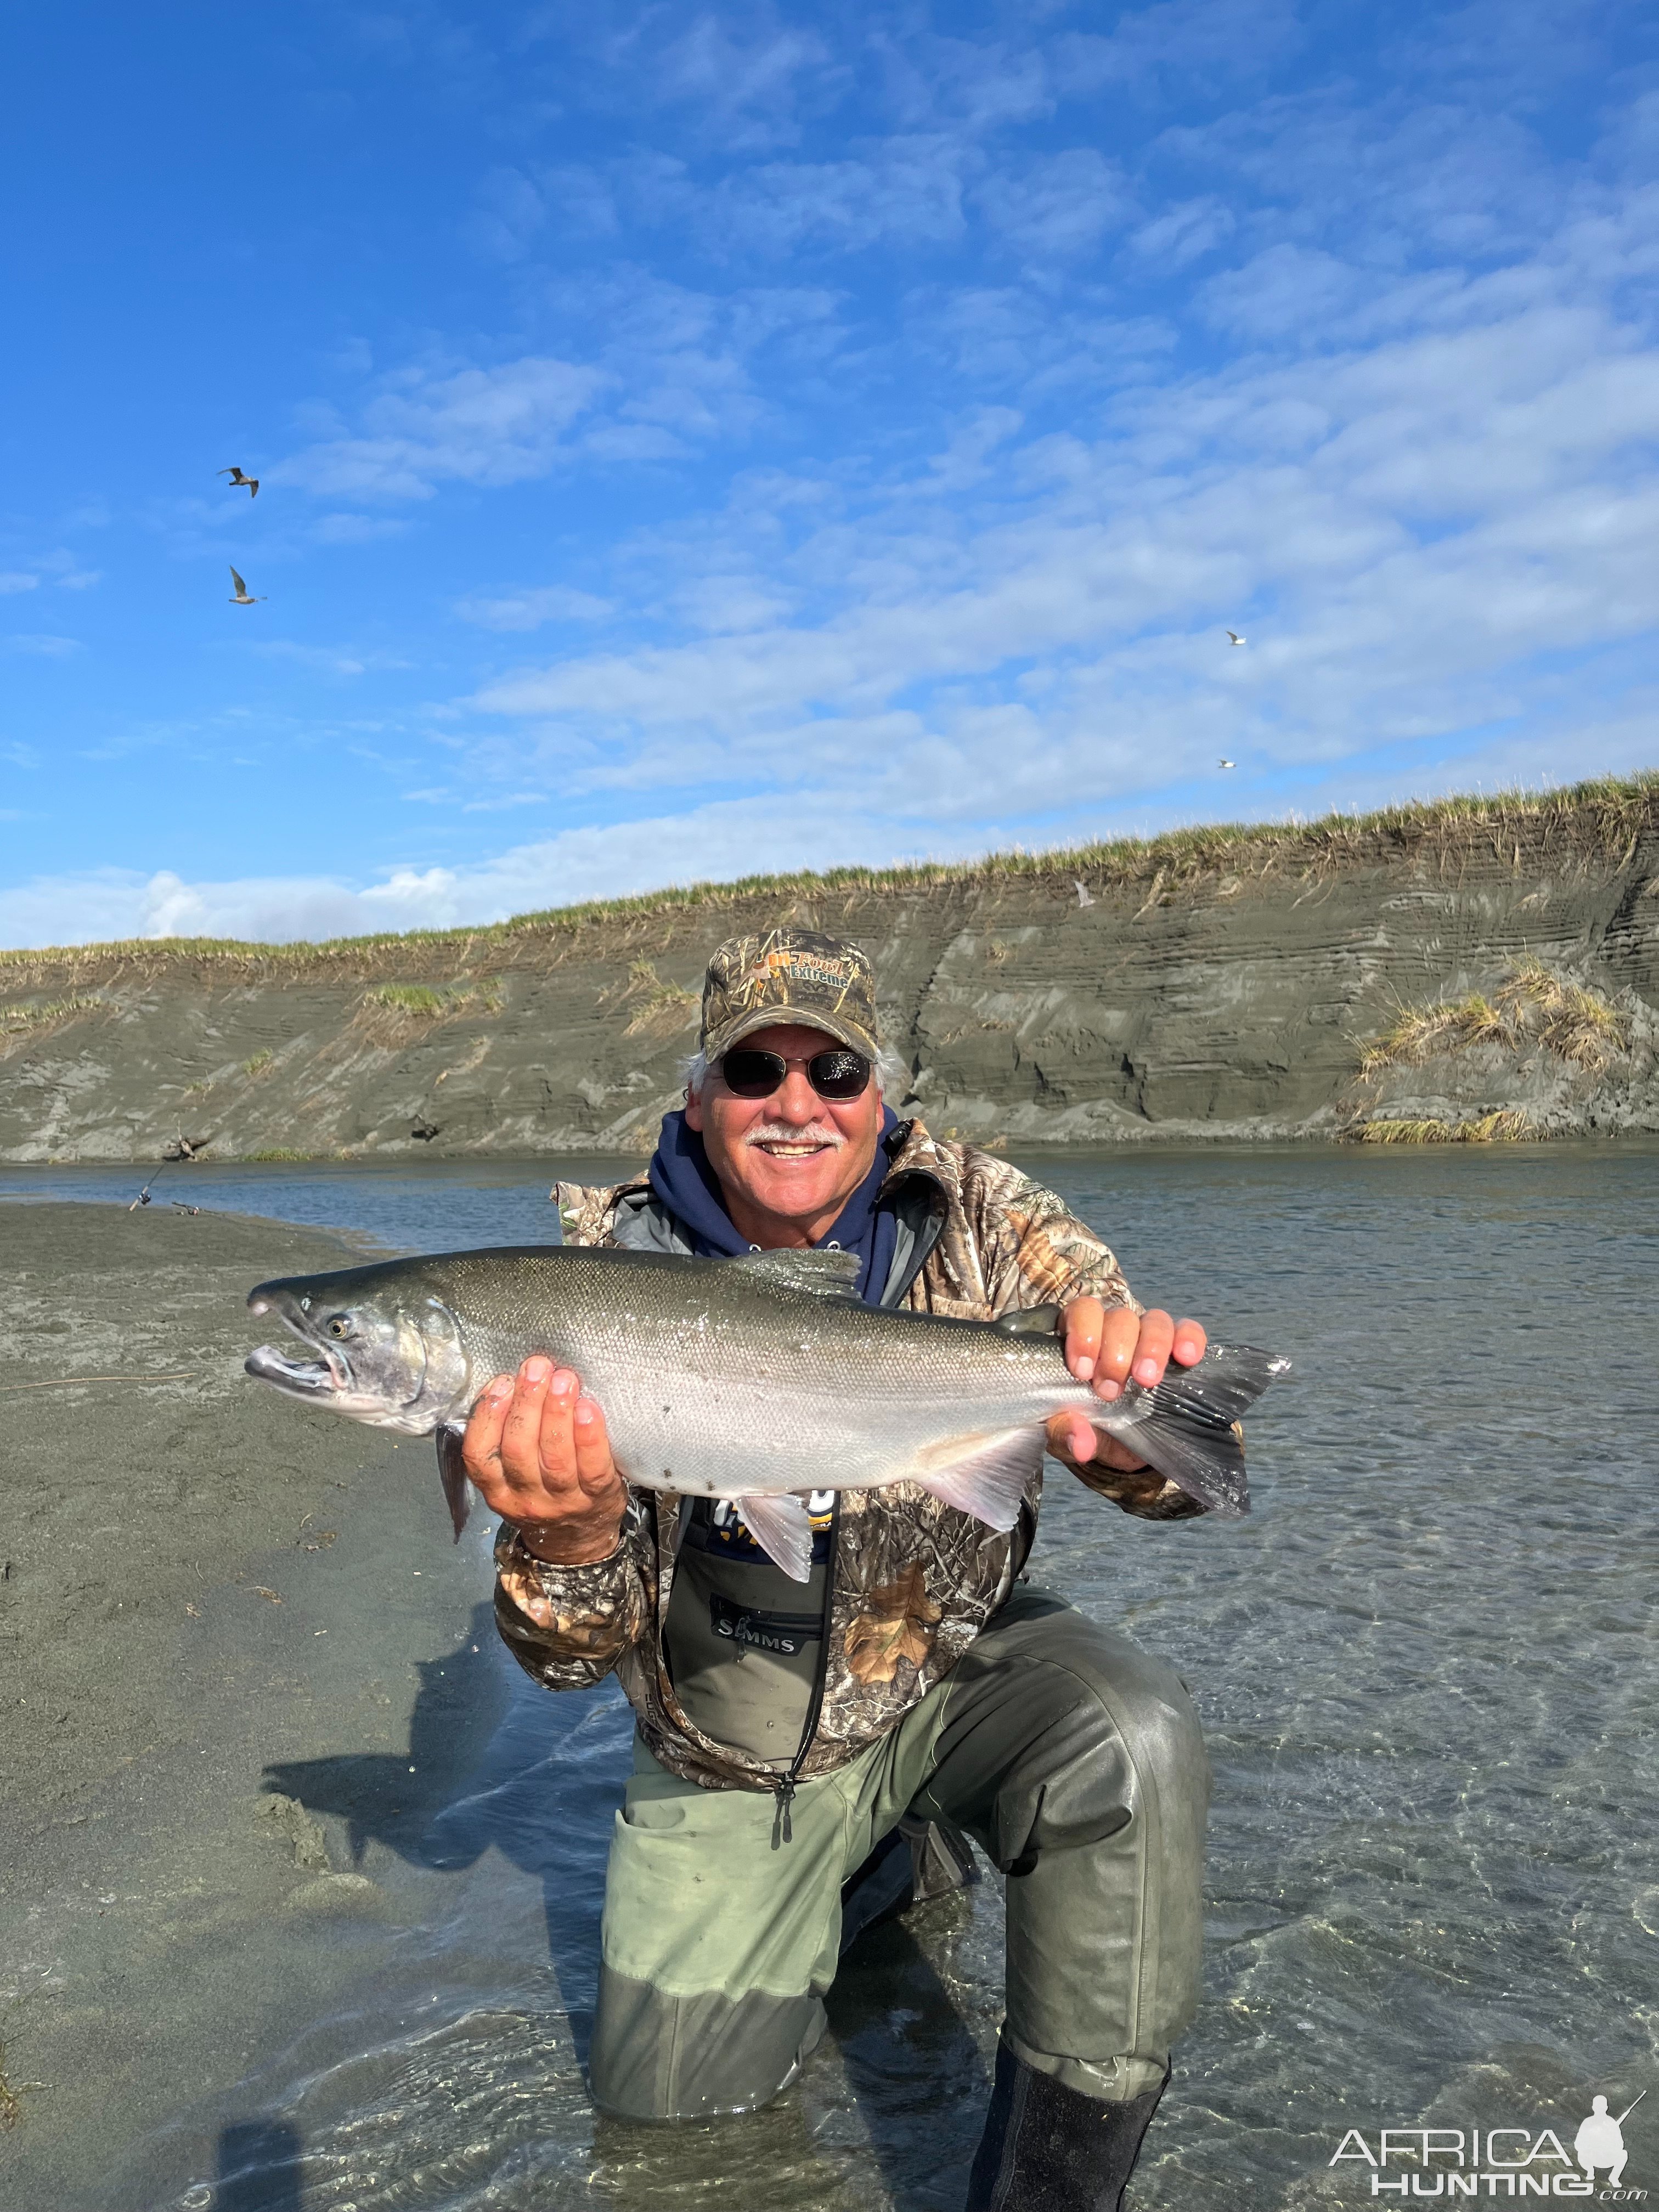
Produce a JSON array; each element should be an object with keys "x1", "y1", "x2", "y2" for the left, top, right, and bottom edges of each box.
[{"x1": 684, "y1": 1085, "x2": 704, "y2": 1132}]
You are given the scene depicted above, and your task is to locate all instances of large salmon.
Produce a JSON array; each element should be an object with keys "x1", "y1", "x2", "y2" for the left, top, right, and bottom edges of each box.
[{"x1": 246, "y1": 1244, "x2": 1288, "y2": 1579}]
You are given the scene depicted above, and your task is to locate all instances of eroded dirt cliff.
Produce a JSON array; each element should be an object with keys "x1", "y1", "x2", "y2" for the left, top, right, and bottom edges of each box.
[{"x1": 4, "y1": 780, "x2": 1657, "y2": 1160}]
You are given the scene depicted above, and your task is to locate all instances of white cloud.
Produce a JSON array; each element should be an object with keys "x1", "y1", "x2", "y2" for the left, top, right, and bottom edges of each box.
[
  {"x1": 0, "y1": 799, "x2": 941, "y2": 947},
  {"x1": 279, "y1": 355, "x2": 606, "y2": 501},
  {"x1": 453, "y1": 193, "x2": 1659, "y2": 829},
  {"x1": 456, "y1": 584, "x2": 616, "y2": 631},
  {"x1": 973, "y1": 149, "x2": 1133, "y2": 259},
  {"x1": 1130, "y1": 196, "x2": 1235, "y2": 268},
  {"x1": 0, "y1": 572, "x2": 39, "y2": 594},
  {"x1": 7, "y1": 681, "x2": 1652, "y2": 953},
  {"x1": 5, "y1": 633, "x2": 80, "y2": 657}
]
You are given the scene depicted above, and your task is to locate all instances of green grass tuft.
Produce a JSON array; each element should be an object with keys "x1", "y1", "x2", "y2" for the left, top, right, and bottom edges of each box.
[
  {"x1": 2, "y1": 994, "x2": 104, "y2": 1034},
  {"x1": 246, "y1": 1147, "x2": 313, "y2": 1162},
  {"x1": 1353, "y1": 1109, "x2": 1539, "y2": 1144},
  {"x1": 361, "y1": 977, "x2": 504, "y2": 1025},
  {"x1": 1357, "y1": 961, "x2": 1630, "y2": 1079}
]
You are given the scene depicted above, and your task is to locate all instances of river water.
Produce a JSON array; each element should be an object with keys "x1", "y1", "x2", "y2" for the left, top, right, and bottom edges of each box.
[{"x1": 3, "y1": 1145, "x2": 1655, "y2": 2210}]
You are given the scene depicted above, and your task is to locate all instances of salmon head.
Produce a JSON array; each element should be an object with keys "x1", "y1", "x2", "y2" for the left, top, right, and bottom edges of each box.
[{"x1": 245, "y1": 1260, "x2": 472, "y2": 1434}]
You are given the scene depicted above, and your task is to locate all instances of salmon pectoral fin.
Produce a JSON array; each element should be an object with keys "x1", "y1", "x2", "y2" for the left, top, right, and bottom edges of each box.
[
  {"x1": 436, "y1": 1424, "x2": 472, "y2": 1543},
  {"x1": 731, "y1": 1492, "x2": 815, "y2": 1583},
  {"x1": 910, "y1": 1429, "x2": 1041, "y2": 1532}
]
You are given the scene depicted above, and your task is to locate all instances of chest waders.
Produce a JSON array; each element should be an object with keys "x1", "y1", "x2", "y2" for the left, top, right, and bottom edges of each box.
[
  {"x1": 769, "y1": 1493, "x2": 839, "y2": 1847},
  {"x1": 580, "y1": 1180, "x2": 1205, "y2": 2205}
]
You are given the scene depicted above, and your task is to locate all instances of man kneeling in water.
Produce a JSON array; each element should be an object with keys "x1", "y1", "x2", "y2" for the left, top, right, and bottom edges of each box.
[{"x1": 466, "y1": 927, "x2": 1219, "y2": 2212}]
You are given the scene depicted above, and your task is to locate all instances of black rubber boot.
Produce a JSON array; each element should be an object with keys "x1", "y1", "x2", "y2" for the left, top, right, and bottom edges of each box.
[{"x1": 963, "y1": 2038, "x2": 1169, "y2": 2212}]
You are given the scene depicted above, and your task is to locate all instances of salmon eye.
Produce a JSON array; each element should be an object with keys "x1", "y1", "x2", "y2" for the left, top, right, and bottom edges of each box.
[{"x1": 328, "y1": 1316, "x2": 352, "y2": 1339}]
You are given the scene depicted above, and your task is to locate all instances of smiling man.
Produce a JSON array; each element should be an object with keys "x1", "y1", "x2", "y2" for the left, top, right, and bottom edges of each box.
[{"x1": 465, "y1": 928, "x2": 1219, "y2": 2212}]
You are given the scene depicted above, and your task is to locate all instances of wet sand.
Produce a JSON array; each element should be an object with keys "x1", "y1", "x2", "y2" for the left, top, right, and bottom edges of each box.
[{"x1": 0, "y1": 1202, "x2": 507, "y2": 2205}]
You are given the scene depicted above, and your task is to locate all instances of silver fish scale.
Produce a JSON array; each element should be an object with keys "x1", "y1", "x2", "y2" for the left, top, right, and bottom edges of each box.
[{"x1": 420, "y1": 1246, "x2": 1088, "y2": 1500}]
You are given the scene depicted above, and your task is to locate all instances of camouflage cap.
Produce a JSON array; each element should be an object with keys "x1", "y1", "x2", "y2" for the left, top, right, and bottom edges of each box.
[{"x1": 700, "y1": 927, "x2": 879, "y2": 1063}]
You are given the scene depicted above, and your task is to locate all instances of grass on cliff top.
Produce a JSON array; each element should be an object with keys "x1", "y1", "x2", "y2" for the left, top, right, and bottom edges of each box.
[{"x1": 5, "y1": 769, "x2": 1656, "y2": 978}]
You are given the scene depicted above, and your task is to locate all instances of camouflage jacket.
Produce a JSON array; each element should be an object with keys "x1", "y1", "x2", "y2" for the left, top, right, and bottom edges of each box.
[{"x1": 493, "y1": 1118, "x2": 1206, "y2": 1792}]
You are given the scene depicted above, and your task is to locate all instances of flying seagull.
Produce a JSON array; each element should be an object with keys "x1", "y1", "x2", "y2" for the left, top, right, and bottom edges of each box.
[
  {"x1": 1226, "y1": 630, "x2": 1246, "y2": 646},
  {"x1": 1074, "y1": 879, "x2": 1096, "y2": 909},
  {"x1": 1218, "y1": 758, "x2": 1235, "y2": 769},
  {"x1": 219, "y1": 466, "x2": 259, "y2": 498},
  {"x1": 228, "y1": 565, "x2": 265, "y2": 605}
]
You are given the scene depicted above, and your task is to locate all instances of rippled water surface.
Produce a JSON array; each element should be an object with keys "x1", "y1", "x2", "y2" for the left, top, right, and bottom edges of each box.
[{"x1": 7, "y1": 1145, "x2": 1656, "y2": 2210}]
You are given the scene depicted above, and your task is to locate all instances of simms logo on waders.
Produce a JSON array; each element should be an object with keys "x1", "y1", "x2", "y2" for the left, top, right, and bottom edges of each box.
[{"x1": 1328, "y1": 2089, "x2": 1647, "y2": 2199}]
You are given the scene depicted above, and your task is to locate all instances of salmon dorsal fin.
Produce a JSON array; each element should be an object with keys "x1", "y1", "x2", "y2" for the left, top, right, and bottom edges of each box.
[
  {"x1": 991, "y1": 1304, "x2": 1063, "y2": 1338},
  {"x1": 727, "y1": 1248, "x2": 862, "y2": 1298},
  {"x1": 910, "y1": 1429, "x2": 1041, "y2": 1531},
  {"x1": 727, "y1": 1492, "x2": 816, "y2": 1582}
]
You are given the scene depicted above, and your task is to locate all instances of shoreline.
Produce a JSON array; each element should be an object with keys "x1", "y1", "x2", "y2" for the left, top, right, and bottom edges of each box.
[{"x1": 0, "y1": 1201, "x2": 510, "y2": 2204}]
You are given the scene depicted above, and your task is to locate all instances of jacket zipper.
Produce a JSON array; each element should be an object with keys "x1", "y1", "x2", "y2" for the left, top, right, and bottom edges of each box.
[{"x1": 771, "y1": 1493, "x2": 842, "y2": 1848}]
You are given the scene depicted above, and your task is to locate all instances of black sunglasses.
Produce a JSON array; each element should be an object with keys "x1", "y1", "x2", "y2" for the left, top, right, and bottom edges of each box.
[{"x1": 717, "y1": 1046, "x2": 873, "y2": 1101}]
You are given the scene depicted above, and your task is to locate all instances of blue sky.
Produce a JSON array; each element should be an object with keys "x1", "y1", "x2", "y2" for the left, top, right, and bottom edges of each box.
[{"x1": 2, "y1": 1, "x2": 1657, "y2": 945}]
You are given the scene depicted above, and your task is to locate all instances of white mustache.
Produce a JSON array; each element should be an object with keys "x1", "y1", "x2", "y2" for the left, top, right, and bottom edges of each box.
[{"x1": 743, "y1": 1120, "x2": 846, "y2": 1149}]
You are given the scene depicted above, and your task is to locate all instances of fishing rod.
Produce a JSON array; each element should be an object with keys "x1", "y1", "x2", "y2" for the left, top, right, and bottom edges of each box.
[{"x1": 128, "y1": 1160, "x2": 168, "y2": 1209}]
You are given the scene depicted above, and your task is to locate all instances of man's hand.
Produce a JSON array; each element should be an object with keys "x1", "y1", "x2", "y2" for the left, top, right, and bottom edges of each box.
[
  {"x1": 462, "y1": 1357, "x2": 628, "y2": 1565},
  {"x1": 1045, "y1": 1300, "x2": 1207, "y2": 1474}
]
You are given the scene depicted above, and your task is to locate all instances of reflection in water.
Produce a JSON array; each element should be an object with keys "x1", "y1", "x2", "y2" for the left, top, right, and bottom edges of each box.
[
  {"x1": 215, "y1": 2120, "x2": 303, "y2": 2212},
  {"x1": 265, "y1": 1601, "x2": 616, "y2": 2069}
]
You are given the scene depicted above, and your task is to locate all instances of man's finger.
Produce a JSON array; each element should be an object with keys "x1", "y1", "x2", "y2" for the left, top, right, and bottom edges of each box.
[
  {"x1": 1172, "y1": 1318, "x2": 1207, "y2": 1367},
  {"x1": 460, "y1": 1373, "x2": 515, "y2": 1482},
  {"x1": 531, "y1": 1365, "x2": 584, "y2": 1485},
  {"x1": 1063, "y1": 1296, "x2": 1106, "y2": 1381},
  {"x1": 1046, "y1": 1409, "x2": 1099, "y2": 1463},
  {"x1": 500, "y1": 1357, "x2": 557, "y2": 1484},
  {"x1": 1131, "y1": 1308, "x2": 1176, "y2": 1389},
  {"x1": 1092, "y1": 1307, "x2": 1141, "y2": 1401},
  {"x1": 1045, "y1": 1410, "x2": 1150, "y2": 1475},
  {"x1": 571, "y1": 1393, "x2": 616, "y2": 1498}
]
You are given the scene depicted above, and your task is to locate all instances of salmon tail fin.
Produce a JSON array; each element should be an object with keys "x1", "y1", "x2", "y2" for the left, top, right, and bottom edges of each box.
[
  {"x1": 1125, "y1": 1344, "x2": 1291, "y2": 1517},
  {"x1": 437, "y1": 1423, "x2": 472, "y2": 1542}
]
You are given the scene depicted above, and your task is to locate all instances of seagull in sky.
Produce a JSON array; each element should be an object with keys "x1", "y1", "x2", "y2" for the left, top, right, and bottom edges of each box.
[
  {"x1": 228, "y1": 565, "x2": 265, "y2": 605},
  {"x1": 1226, "y1": 630, "x2": 1246, "y2": 646},
  {"x1": 219, "y1": 466, "x2": 259, "y2": 497},
  {"x1": 1074, "y1": 879, "x2": 1096, "y2": 908},
  {"x1": 1218, "y1": 758, "x2": 1235, "y2": 769}
]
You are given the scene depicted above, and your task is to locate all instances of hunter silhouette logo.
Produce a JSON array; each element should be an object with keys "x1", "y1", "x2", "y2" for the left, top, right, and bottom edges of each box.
[
  {"x1": 1576, "y1": 2094, "x2": 1645, "y2": 2191},
  {"x1": 1329, "y1": 2087, "x2": 1647, "y2": 2198}
]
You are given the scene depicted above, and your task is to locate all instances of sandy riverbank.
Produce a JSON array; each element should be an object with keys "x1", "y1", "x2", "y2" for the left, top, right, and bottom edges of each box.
[{"x1": 0, "y1": 1203, "x2": 513, "y2": 2206}]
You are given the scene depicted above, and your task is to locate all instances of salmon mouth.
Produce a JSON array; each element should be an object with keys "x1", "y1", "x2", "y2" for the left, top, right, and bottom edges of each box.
[
  {"x1": 244, "y1": 1342, "x2": 347, "y2": 1397},
  {"x1": 242, "y1": 1276, "x2": 465, "y2": 1431},
  {"x1": 245, "y1": 1283, "x2": 351, "y2": 1398}
]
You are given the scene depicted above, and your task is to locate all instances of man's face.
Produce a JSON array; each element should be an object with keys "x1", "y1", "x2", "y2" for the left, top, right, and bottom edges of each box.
[{"x1": 684, "y1": 1020, "x2": 883, "y2": 1236}]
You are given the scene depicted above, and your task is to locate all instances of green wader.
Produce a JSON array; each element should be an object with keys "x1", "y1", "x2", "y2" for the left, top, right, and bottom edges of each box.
[{"x1": 589, "y1": 1583, "x2": 1210, "y2": 2123}]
